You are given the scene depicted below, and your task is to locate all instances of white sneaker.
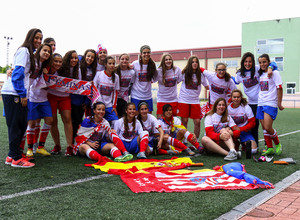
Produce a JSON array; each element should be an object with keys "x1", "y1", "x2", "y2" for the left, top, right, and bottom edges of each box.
[
  {"x1": 224, "y1": 151, "x2": 237, "y2": 161},
  {"x1": 137, "y1": 152, "x2": 147, "y2": 159}
]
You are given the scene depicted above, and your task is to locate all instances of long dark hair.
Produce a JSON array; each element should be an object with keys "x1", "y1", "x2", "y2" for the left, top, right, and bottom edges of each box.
[
  {"x1": 123, "y1": 102, "x2": 136, "y2": 136},
  {"x1": 182, "y1": 55, "x2": 202, "y2": 86},
  {"x1": 158, "y1": 53, "x2": 176, "y2": 85},
  {"x1": 34, "y1": 43, "x2": 52, "y2": 74},
  {"x1": 238, "y1": 52, "x2": 256, "y2": 79},
  {"x1": 80, "y1": 49, "x2": 97, "y2": 81},
  {"x1": 206, "y1": 98, "x2": 229, "y2": 123},
  {"x1": 258, "y1": 54, "x2": 271, "y2": 76},
  {"x1": 59, "y1": 50, "x2": 79, "y2": 79},
  {"x1": 137, "y1": 102, "x2": 149, "y2": 129},
  {"x1": 139, "y1": 45, "x2": 157, "y2": 81},
  {"x1": 104, "y1": 56, "x2": 116, "y2": 83},
  {"x1": 20, "y1": 28, "x2": 43, "y2": 74}
]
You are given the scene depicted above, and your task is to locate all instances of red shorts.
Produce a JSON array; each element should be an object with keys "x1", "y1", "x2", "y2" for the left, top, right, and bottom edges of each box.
[
  {"x1": 157, "y1": 102, "x2": 178, "y2": 116},
  {"x1": 177, "y1": 103, "x2": 201, "y2": 119},
  {"x1": 48, "y1": 93, "x2": 71, "y2": 114}
]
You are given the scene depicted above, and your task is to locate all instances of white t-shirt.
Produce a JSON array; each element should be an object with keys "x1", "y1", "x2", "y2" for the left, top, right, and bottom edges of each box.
[
  {"x1": 235, "y1": 66, "x2": 260, "y2": 105},
  {"x1": 139, "y1": 113, "x2": 160, "y2": 141},
  {"x1": 204, "y1": 113, "x2": 236, "y2": 133},
  {"x1": 156, "y1": 66, "x2": 183, "y2": 103},
  {"x1": 203, "y1": 70, "x2": 237, "y2": 105},
  {"x1": 130, "y1": 60, "x2": 156, "y2": 100},
  {"x1": 118, "y1": 69, "x2": 135, "y2": 102},
  {"x1": 228, "y1": 103, "x2": 254, "y2": 127},
  {"x1": 258, "y1": 70, "x2": 282, "y2": 108},
  {"x1": 158, "y1": 116, "x2": 182, "y2": 137},
  {"x1": 96, "y1": 63, "x2": 105, "y2": 72},
  {"x1": 178, "y1": 72, "x2": 208, "y2": 104},
  {"x1": 1, "y1": 47, "x2": 31, "y2": 97},
  {"x1": 114, "y1": 117, "x2": 144, "y2": 142},
  {"x1": 93, "y1": 70, "x2": 120, "y2": 108},
  {"x1": 29, "y1": 61, "x2": 48, "y2": 103}
]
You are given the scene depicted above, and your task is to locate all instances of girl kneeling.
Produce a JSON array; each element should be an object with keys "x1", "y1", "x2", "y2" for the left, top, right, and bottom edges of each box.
[{"x1": 74, "y1": 102, "x2": 133, "y2": 162}]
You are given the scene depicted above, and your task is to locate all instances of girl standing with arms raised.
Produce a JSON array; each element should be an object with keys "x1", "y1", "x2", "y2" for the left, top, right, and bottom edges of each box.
[
  {"x1": 2, "y1": 28, "x2": 42, "y2": 167},
  {"x1": 131, "y1": 45, "x2": 157, "y2": 113},
  {"x1": 156, "y1": 53, "x2": 183, "y2": 119},
  {"x1": 177, "y1": 56, "x2": 209, "y2": 143},
  {"x1": 257, "y1": 54, "x2": 284, "y2": 156}
]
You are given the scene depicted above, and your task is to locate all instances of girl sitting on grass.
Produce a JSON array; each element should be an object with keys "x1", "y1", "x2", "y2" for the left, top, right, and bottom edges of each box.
[{"x1": 73, "y1": 102, "x2": 133, "y2": 162}]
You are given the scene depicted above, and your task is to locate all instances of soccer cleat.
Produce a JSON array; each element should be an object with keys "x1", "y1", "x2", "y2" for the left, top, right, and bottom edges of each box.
[
  {"x1": 275, "y1": 143, "x2": 282, "y2": 156},
  {"x1": 197, "y1": 146, "x2": 205, "y2": 154},
  {"x1": 26, "y1": 149, "x2": 34, "y2": 157},
  {"x1": 224, "y1": 151, "x2": 238, "y2": 161},
  {"x1": 51, "y1": 145, "x2": 62, "y2": 154},
  {"x1": 184, "y1": 148, "x2": 196, "y2": 156},
  {"x1": 261, "y1": 147, "x2": 274, "y2": 156},
  {"x1": 36, "y1": 147, "x2": 51, "y2": 156},
  {"x1": 22, "y1": 153, "x2": 35, "y2": 162},
  {"x1": 262, "y1": 145, "x2": 268, "y2": 154},
  {"x1": 123, "y1": 151, "x2": 133, "y2": 161},
  {"x1": 11, "y1": 158, "x2": 35, "y2": 168},
  {"x1": 137, "y1": 152, "x2": 147, "y2": 159},
  {"x1": 167, "y1": 149, "x2": 179, "y2": 155},
  {"x1": 65, "y1": 146, "x2": 74, "y2": 157},
  {"x1": 5, "y1": 156, "x2": 12, "y2": 165}
]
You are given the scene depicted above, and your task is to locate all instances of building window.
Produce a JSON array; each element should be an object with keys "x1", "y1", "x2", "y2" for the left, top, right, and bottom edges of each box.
[
  {"x1": 286, "y1": 82, "x2": 296, "y2": 94},
  {"x1": 256, "y1": 38, "x2": 284, "y2": 55},
  {"x1": 271, "y1": 56, "x2": 284, "y2": 71},
  {"x1": 214, "y1": 60, "x2": 238, "y2": 68}
]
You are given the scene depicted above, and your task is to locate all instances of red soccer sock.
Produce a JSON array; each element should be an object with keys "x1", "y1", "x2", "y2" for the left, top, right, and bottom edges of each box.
[
  {"x1": 38, "y1": 123, "x2": 51, "y2": 149},
  {"x1": 158, "y1": 149, "x2": 168, "y2": 155},
  {"x1": 27, "y1": 126, "x2": 35, "y2": 149},
  {"x1": 86, "y1": 148, "x2": 103, "y2": 161},
  {"x1": 34, "y1": 123, "x2": 41, "y2": 144},
  {"x1": 110, "y1": 132, "x2": 126, "y2": 153},
  {"x1": 167, "y1": 137, "x2": 187, "y2": 150},
  {"x1": 264, "y1": 130, "x2": 273, "y2": 148},
  {"x1": 184, "y1": 132, "x2": 200, "y2": 148},
  {"x1": 139, "y1": 133, "x2": 149, "y2": 152},
  {"x1": 110, "y1": 147, "x2": 122, "y2": 159},
  {"x1": 270, "y1": 129, "x2": 280, "y2": 145}
]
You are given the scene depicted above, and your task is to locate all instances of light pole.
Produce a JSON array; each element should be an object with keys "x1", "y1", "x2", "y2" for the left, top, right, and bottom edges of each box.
[{"x1": 4, "y1": 36, "x2": 13, "y2": 67}]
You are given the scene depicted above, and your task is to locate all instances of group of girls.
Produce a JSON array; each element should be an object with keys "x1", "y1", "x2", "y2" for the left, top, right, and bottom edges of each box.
[{"x1": 2, "y1": 28, "x2": 284, "y2": 168}]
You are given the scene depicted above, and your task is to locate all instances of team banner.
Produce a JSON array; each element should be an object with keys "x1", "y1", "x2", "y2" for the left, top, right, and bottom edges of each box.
[{"x1": 43, "y1": 74, "x2": 100, "y2": 103}]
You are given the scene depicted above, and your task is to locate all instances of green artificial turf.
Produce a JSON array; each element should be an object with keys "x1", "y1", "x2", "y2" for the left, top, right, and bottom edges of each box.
[{"x1": 0, "y1": 101, "x2": 299, "y2": 220}]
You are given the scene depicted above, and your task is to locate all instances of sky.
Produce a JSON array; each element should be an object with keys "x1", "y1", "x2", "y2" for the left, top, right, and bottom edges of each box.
[{"x1": 0, "y1": 0, "x2": 300, "y2": 67}]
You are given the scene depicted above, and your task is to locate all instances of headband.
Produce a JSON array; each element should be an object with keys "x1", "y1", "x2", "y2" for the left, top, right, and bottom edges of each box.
[{"x1": 140, "y1": 45, "x2": 151, "y2": 53}]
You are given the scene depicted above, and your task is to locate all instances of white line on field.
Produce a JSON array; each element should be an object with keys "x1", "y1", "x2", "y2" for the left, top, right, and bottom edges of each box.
[
  {"x1": 259, "y1": 129, "x2": 300, "y2": 142},
  {"x1": 0, "y1": 174, "x2": 112, "y2": 201}
]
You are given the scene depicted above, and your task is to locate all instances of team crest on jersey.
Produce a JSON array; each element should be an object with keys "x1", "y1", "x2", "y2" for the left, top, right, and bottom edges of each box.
[
  {"x1": 100, "y1": 85, "x2": 114, "y2": 96},
  {"x1": 14, "y1": 97, "x2": 19, "y2": 103},
  {"x1": 120, "y1": 77, "x2": 131, "y2": 87},
  {"x1": 138, "y1": 71, "x2": 148, "y2": 82},
  {"x1": 243, "y1": 77, "x2": 258, "y2": 88},
  {"x1": 211, "y1": 84, "x2": 225, "y2": 94},
  {"x1": 213, "y1": 123, "x2": 227, "y2": 133},
  {"x1": 260, "y1": 81, "x2": 269, "y2": 91},
  {"x1": 123, "y1": 130, "x2": 136, "y2": 139},
  {"x1": 164, "y1": 77, "x2": 176, "y2": 87},
  {"x1": 232, "y1": 115, "x2": 246, "y2": 125}
]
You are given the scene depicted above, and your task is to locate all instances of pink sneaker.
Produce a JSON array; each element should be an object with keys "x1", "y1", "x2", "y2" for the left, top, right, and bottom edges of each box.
[
  {"x1": 11, "y1": 158, "x2": 35, "y2": 168},
  {"x1": 5, "y1": 156, "x2": 12, "y2": 165},
  {"x1": 65, "y1": 146, "x2": 74, "y2": 157}
]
